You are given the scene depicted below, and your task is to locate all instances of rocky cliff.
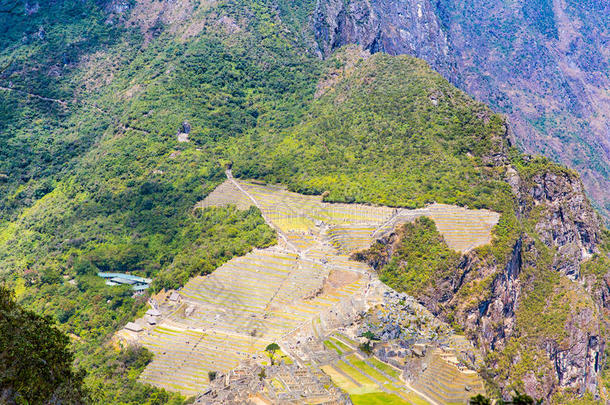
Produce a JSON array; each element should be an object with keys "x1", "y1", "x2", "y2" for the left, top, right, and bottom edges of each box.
[
  {"x1": 312, "y1": 0, "x2": 610, "y2": 222},
  {"x1": 312, "y1": 0, "x2": 455, "y2": 79},
  {"x1": 355, "y1": 125, "x2": 608, "y2": 399}
]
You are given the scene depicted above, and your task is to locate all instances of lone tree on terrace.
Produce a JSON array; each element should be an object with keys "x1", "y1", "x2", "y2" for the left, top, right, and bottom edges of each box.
[
  {"x1": 359, "y1": 330, "x2": 377, "y2": 355},
  {"x1": 265, "y1": 343, "x2": 280, "y2": 365}
]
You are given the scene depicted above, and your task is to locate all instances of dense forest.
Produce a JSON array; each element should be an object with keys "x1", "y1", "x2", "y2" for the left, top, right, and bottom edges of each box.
[{"x1": 354, "y1": 217, "x2": 462, "y2": 296}]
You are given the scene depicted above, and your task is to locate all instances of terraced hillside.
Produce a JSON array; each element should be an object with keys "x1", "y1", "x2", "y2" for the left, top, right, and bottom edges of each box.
[
  {"x1": 134, "y1": 249, "x2": 365, "y2": 396},
  {"x1": 213, "y1": 175, "x2": 500, "y2": 254},
  {"x1": 1, "y1": 0, "x2": 606, "y2": 401},
  {"x1": 119, "y1": 172, "x2": 500, "y2": 397},
  {"x1": 411, "y1": 349, "x2": 486, "y2": 405},
  {"x1": 374, "y1": 204, "x2": 501, "y2": 253},
  {"x1": 317, "y1": 332, "x2": 485, "y2": 405}
]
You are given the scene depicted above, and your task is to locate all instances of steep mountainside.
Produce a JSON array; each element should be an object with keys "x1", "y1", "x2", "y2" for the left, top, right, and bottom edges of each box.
[
  {"x1": 356, "y1": 152, "x2": 608, "y2": 399},
  {"x1": 242, "y1": 49, "x2": 609, "y2": 400},
  {"x1": 0, "y1": 0, "x2": 608, "y2": 403},
  {"x1": 312, "y1": 0, "x2": 610, "y2": 221}
]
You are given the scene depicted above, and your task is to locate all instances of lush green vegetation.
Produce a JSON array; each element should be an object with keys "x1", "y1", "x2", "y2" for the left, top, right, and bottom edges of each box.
[
  {"x1": 366, "y1": 217, "x2": 461, "y2": 295},
  {"x1": 232, "y1": 53, "x2": 515, "y2": 212},
  {"x1": 83, "y1": 345, "x2": 184, "y2": 404},
  {"x1": 0, "y1": 0, "x2": 127, "y2": 222},
  {"x1": 0, "y1": 286, "x2": 89, "y2": 404}
]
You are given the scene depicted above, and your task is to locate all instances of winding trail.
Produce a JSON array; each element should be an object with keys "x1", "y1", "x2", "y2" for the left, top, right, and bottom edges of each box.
[
  {"x1": 370, "y1": 208, "x2": 403, "y2": 239},
  {"x1": 224, "y1": 170, "x2": 371, "y2": 276},
  {"x1": 226, "y1": 169, "x2": 300, "y2": 254},
  {"x1": 0, "y1": 86, "x2": 68, "y2": 107}
]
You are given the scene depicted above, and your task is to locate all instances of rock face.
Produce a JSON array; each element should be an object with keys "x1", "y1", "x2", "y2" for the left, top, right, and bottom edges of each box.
[
  {"x1": 355, "y1": 128, "x2": 607, "y2": 399},
  {"x1": 312, "y1": 0, "x2": 455, "y2": 79},
  {"x1": 311, "y1": 0, "x2": 610, "y2": 222},
  {"x1": 526, "y1": 169, "x2": 601, "y2": 279}
]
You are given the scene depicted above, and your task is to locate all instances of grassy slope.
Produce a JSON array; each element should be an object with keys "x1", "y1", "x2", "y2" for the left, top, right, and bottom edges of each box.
[{"x1": 231, "y1": 52, "x2": 514, "y2": 211}]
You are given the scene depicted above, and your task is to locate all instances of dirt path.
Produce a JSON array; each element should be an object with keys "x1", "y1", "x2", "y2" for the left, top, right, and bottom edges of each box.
[
  {"x1": 370, "y1": 208, "x2": 402, "y2": 239},
  {"x1": 226, "y1": 169, "x2": 300, "y2": 254},
  {"x1": 0, "y1": 86, "x2": 68, "y2": 107},
  {"x1": 224, "y1": 170, "x2": 375, "y2": 277}
]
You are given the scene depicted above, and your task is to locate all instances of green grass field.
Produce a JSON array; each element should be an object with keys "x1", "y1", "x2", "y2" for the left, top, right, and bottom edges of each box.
[
  {"x1": 330, "y1": 337, "x2": 353, "y2": 352},
  {"x1": 320, "y1": 365, "x2": 362, "y2": 394},
  {"x1": 346, "y1": 354, "x2": 392, "y2": 384},
  {"x1": 333, "y1": 333, "x2": 359, "y2": 348},
  {"x1": 324, "y1": 339, "x2": 343, "y2": 355},
  {"x1": 335, "y1": 360, "x2": 379, "y2": 390},
  {"x1": 367, "y1": 357, "x2": 402, "y2": 380},
  {"x1": 350, "y1": 392, "x2": 411, "y2": 405}
]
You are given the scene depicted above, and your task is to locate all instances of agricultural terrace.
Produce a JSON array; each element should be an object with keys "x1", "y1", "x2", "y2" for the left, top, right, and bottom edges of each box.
[
  {"x1": 318, "y1": 334, "x2": 429, "y2": 405},
  {"x1": 209, "y1": 176, "x2": 500, "y2": 254},
  {"x1": 130, "y1": 173, "x2": 498, "y2": 397},
  {"x1": 135, "y1": 247, "x2": 366, "y2": 396},
  {"x1": 318, "y1": 334, "x2": 485, "y2": 405},
  {"x1": 411, "y1": 349, "x2": 486, "y2": 404}
]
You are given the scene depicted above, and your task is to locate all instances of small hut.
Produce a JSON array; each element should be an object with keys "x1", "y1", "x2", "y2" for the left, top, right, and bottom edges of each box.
[{"x1": 125, "y1": 322, "x2": 143, "y2": 332}]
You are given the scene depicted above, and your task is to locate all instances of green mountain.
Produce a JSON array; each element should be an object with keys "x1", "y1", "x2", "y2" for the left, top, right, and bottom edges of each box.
[
  {"x1": 0, "y1": 1, "x2": 608, "y2": 403},
  {"x1": 313, "y1": 0, "x2": 610, "y2": 222}
]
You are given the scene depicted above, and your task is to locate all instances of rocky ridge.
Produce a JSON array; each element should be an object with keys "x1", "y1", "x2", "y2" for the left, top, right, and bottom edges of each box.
[
  {"x1": 356, "y1": 146, "x2": 608, "y2": 399},
  {"x1": 311, "y1": 0, "x2": 610, "y2": 222},
  {"x1": 312, "y1": 0, "x2": 455, "y2": 79}
]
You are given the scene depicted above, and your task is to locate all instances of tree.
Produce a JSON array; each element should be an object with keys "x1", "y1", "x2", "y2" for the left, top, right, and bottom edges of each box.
[
  {"x1": 469, "y1": 394, "x2": 491, "y2": 405},
  {"x1": 265, "y1": 343, "x2": 280, "y2": 365},
  {"x1": 359, "y1": 330, "x2": 377, "y2": 355},
  {"x1": 361, "y1": 331, "x2": 377, "y2": 340},
  {"x1": 0, "y1": 286, "x2": 89, "y2": 404},
  {"x1": 512, "y1": 391, "x2": 541, "y2": 405}
]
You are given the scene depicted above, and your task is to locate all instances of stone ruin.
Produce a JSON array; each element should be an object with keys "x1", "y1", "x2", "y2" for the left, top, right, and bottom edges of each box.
[{"x1": 195, "y1": 361, "x2": 351, "y2": 405}]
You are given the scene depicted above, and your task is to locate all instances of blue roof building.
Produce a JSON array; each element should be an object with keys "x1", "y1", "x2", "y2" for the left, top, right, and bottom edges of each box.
[{"x1": 98, "y1": 272, "x2": 152, "y2": 291}]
